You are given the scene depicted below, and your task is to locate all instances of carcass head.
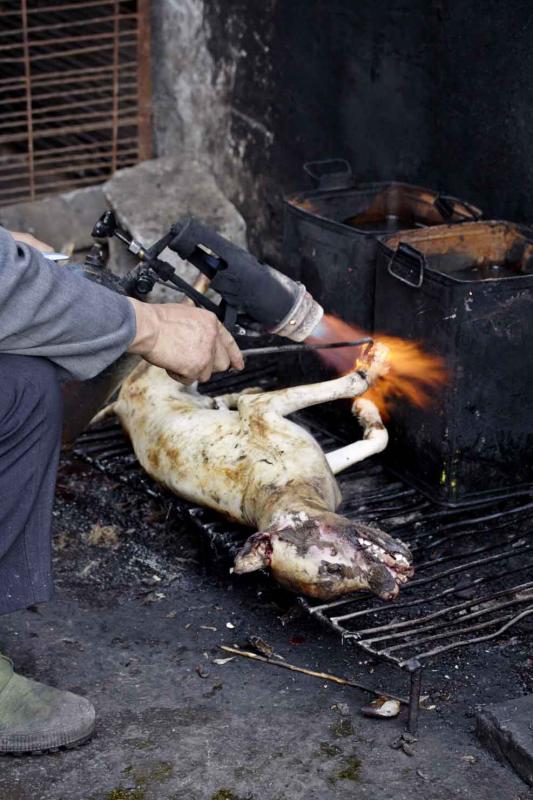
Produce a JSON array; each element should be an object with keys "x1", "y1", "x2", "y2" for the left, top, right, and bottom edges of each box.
[{"x1": 233, "y1": 512, "x2": 413, "y2": 601}]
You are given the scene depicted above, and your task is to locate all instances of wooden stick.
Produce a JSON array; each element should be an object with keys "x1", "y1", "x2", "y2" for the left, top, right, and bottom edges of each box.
[{"x1": 219, "y1": 645, "x2": 408, "y2": 705}]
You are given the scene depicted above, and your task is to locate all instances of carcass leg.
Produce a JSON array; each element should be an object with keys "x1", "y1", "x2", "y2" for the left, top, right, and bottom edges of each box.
[
  {"x1": 238, "y1": 371, "x2": 370, "y2": 418},
  {"x1": 237, "y1": 343, "x2": 388, "y2": 418},
  {"x1": 326, "y1": 399, "x2": 388, "y2": 475},
  {"x1": 214, "y1": 387, "x2": 262, "y2": 409}
]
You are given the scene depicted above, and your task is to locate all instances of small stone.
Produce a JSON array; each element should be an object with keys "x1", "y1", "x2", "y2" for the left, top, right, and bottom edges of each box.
[
  {"x1": 331, "y1": 702, "x2": 351, "y2": 717},
  {"x1": 361, "y1": 697, "x2": 400, "y2": 719},
  {"x1": 390, "y1": 737, "x2": 403, "y2": 750},
  {"x1": 195, "y1": 665, "x2": 210, "y2": 679}
]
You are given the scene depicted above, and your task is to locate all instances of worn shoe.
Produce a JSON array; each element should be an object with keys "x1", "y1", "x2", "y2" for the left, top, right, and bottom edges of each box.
[{"x1": 0, "y1": 653, "x2": 95, "y2": 754}]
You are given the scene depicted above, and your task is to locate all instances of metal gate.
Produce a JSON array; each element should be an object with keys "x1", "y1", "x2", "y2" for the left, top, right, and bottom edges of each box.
[{"x1": 0, "y1": 0, "x2": 152, "y2": 206}]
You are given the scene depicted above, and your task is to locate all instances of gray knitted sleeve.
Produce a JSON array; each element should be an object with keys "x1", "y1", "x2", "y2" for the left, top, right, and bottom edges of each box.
[{"x1": 0, "y1": 226, "x2": 136, "y2": 380}]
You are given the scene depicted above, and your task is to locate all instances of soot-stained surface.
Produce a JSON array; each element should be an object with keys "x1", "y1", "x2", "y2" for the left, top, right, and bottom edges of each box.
[{"x1": 0, "y1": 454, "x2": 530, "y2": 800}]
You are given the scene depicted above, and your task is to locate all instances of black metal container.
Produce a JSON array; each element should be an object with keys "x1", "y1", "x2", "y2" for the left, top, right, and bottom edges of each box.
[
  {"x1": 282, "y1": 160, "x2": 481, "y2": 332},
  {"x1": 374, "y1": 221, "x2": 533, "y2": 506}
]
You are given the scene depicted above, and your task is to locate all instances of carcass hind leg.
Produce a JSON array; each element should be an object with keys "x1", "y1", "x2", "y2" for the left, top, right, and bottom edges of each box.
[
  {"x1": 237, "y1": 371, "x2": 371, "y2": 419},
  {"x1": 213, "y1": 386, "x2": 262, "y2": 410},
  {"x1": 326, "y1": 399, "x2": 388, "y2": 475}
]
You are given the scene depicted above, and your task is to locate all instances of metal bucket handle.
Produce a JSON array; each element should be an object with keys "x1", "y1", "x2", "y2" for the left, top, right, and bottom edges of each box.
[
  {"x1": 434, "y1": 193, "x2": 482, "y2": 222},
  {"x1": 387, "y1": 242, "x2": 425, "y2": 288},
  {"x1": 303, "y1": 159, "x2": 353, "y2": 191}
]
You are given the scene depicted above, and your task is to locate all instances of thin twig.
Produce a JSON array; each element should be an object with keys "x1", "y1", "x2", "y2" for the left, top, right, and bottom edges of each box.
[{"x1": 219, "y1": 645, "x2": 408, "y2": 704}]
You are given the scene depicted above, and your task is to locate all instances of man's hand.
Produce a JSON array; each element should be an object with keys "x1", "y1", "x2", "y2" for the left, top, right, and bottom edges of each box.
[
  {"x1": 9, "y1": 230, "x2": 53, "y2": 253},
  {"x1": 128, "y1": 299, "x2": 244, "y2": 384}
]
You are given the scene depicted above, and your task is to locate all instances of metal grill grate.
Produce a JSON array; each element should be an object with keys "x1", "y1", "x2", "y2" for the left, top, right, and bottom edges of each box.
[
  {"x1": 0, "y1": 0, "x2": 151, "y2": 205},
  {"x1": 72, "y1": 366, "x2": 533, "y2": 732}
]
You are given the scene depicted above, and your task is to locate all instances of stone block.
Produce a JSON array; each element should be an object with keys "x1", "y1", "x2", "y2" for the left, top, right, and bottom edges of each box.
[
  {"x1": 476, "y1": 694, "x2": 533, "y2": 786},
  {"x1": 0, "y1": 185, "x2": 108, "y2": 251},
  {"x1": 103, "y1": 156, "x2": 247, "y2": 303}
]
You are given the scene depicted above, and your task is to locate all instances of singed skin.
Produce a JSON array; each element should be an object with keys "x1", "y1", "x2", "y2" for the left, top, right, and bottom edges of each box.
[
  {"x1": 115, "y1": 363, "x2": 341, "y2": 530},
  {"x1": 113, "y1": 361, "x2": 413, "y2": 600}
]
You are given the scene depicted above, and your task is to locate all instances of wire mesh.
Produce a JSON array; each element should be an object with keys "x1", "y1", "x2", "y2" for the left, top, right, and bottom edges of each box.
[
  {"x1": 0, "y1": 0, "x2": 151, "y2": 205},
  {"x1": 72, "y1": 366, "x2": 533, "y2": 673}
]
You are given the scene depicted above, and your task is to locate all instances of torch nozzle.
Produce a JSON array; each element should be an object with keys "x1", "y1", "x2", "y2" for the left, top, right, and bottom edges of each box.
[{"x1": 268, "y1": 281, "x2": 324, "y2": 342}]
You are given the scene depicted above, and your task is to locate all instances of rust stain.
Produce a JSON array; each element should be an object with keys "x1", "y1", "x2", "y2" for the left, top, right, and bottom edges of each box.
[
  {"x1": 216, "y1": 458, "x2": 248, "y2": 484},
  {"x1": 147, "y1": 449, "x2": 160, "y2": 470},
  {"x1": 164, "y1": 446, "x2": 181, "y2": 464},
  {"x1": 129, "y1": 385, "x2": 147, "y2": 401},
  {"x1": 249, "y1": 414, "x2": 270, "y2": 441}
]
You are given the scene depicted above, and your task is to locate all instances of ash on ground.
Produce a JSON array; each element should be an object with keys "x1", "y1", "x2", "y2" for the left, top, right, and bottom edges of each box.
[{"x1": 0, "y1": 453, "x2": 530, "y2": 800}]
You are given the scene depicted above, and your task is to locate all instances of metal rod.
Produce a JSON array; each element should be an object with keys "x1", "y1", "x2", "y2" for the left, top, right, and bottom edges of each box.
[
  {"x1": 0, "y1": 27, "x2": 138, "y2": 53},
  {"x1": 0, "y1": 115, "x2": 138, "y2": 145},
  {"x1": 0, "y1": 92, "x2": 139, "y2": 122},
  {"x1": 407, "y1": 667, "x2": 422, "y2": 734},
  {"x1": 0, "y1": 62, "x2": 137, "y2": 90},
  {"x1": 137, "y1": 0, "x2": 153, "y2": 160},
  {"x1": 0, "y1": 155, "x2": 135, "y2": 183},
  {"x1": 242, "y1": 338, "x2": 373, "y2": 358},
  {"x1": 411, "y1": 608, "x2": 533, "y2": 661},
  {"x1": 319, "y1": 567, "x2": 533, "y2": 629},
  {"x1": 335, "y1": 545, "x2": 531, "y2": 625},
  {"x1": 31, "y1": 136, "x2": 138, "y2": 158},
  {"x1": 381, "y1": 604, "x2": 531, "y2": 653},
  {"x1": 0, "y1": 13, "x2": 138, "y2": 39},
  {"x1": 337, "y1": 579, "x2": 533, "y2": 638},
  {"x1": 1, "y1": 110, "x2": 137, "y2": 133},
  {"x1": 111, "y1": 0, "x2": 120, "y2": 174},
  {"x1": 389, "y1": 498, "x2": 533, "y2": 534},
  {"x1": 392, "y1": 543, "x2": 531, "y2": 593},
  {"x1": 20, "y1": 0, "x2": 35, "y2": 201},
  {"x1": 0, "y1": 37, "x2": 137, "y2": 65},
  {"x1": 1, "y1": 0, "x2": 118, "y2": 15}
]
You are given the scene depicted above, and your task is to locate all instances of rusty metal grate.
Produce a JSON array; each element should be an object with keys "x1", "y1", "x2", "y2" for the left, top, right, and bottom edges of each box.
[
  {"x1": 72, "y1": 365, "x2": 533, "y2": 733},
  {"x1": 0, "y1": 0, "x2": 151, "y2": 205}
]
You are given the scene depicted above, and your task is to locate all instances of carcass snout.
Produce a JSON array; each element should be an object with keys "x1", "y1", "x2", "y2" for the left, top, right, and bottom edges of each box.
[{"x1": 233, "y1": 514, "x2": 413, "y2": 601}]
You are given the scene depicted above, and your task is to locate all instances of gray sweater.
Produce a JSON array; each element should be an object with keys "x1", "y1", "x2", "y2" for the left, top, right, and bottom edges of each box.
[{"x1": 0, "y1": 226, "x2": 136, "y2": 380}]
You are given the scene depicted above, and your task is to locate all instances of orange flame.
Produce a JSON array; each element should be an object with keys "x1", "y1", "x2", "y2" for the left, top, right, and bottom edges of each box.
[{"x1": 308, "y1": 314, "x2": 448, "y2": 420}]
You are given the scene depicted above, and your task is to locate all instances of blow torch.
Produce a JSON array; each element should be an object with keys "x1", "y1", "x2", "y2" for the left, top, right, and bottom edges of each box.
[
  {"x1": 62, "y1": 212, "x2": 370, "y2": 446},
  {"x1": 91, "y1": 210, "x2": 323, "y2": 341},
  {"x1": 62, "y1": 212, "x2": 324, "y2": 446}
]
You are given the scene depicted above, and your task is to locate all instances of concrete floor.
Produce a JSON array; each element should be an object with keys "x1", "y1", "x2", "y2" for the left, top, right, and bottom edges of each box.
[{"x1": 0, "y1": 456, "x2": 531, "y2": 800}]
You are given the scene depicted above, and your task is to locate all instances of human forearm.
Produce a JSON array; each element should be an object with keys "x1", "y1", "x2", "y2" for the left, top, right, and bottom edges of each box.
[{"x1": 0, "y1": 227, "x2": 136, "y2": 380}]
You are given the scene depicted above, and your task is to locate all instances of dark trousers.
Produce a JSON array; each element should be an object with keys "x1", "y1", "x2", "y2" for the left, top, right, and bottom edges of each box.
[{"x1": 0, "y1": 355, "x2": 62, "y2": 615}]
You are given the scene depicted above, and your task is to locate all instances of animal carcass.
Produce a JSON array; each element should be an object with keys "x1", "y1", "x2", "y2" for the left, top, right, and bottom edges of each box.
[{"x1": 109, "y1": 347, "x2": 413, "y2": 600}]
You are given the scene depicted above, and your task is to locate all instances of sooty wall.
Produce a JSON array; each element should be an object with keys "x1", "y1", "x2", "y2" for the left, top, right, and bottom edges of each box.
[{"x1": 152, "y1": 0, "x2": 533, "y2": 258}]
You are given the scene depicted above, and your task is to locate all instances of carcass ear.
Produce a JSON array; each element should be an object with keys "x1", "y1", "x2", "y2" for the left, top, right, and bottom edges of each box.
[{"x1": 233, "y1": 532, "x2": 272, "y2": 574}]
